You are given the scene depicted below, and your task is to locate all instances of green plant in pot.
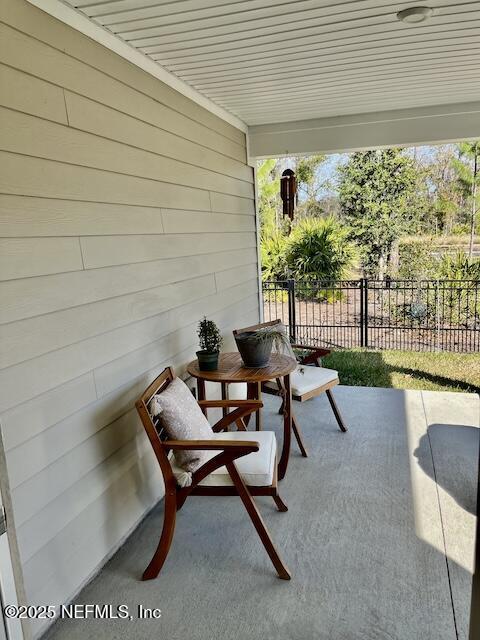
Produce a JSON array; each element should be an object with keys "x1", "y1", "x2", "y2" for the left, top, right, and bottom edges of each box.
[
  {"x1": 196, "y1": 317, "x2": 222, "y2": 371},
  {"x1": 235, "y1": 326, "x2": 289, "y2": 368}
]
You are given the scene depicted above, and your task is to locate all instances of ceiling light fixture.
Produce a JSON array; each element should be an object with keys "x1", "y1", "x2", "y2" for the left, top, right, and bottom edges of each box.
[{"x1": 397, "y1": 6, "x2": 433, "y2": 23}]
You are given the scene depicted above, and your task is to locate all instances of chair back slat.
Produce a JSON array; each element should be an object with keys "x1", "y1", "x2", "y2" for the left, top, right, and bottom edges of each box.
[
  {"x1": 233, "y1": 318, "x2": 297, "y2": 361},
  {"x1": 151, "y1": 414, "x2": 166, "y2": 439},
  {"x1": 233, "y1": 318, "x2": 281, "y2": 336},
  {"x1": 136, "y1": 367, "x2": 177, "y2": 485}
]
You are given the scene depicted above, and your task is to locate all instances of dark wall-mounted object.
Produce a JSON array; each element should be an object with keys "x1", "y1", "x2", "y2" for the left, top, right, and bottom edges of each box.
[{"x1": 280, "y1": 169, "x2": 297, "y2": 221}]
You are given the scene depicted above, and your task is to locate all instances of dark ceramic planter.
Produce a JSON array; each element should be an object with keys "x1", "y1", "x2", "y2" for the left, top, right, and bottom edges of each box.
[
  {"x1": 196, "y1": 350, "x2": 219, "y2": 371},
  {"x1": 234, "y1": 332, "x2": 273, "y2": 368}
]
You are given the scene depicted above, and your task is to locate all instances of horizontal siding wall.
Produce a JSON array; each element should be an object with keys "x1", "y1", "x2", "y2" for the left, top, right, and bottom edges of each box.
[{"x1": 0, "y1": 1, "x2": 258, "y2": 636}]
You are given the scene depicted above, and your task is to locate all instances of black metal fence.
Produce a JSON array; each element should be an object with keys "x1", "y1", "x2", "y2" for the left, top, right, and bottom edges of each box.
[{"x1": 262, "y1": 279, "x2": 480, "y2": 352}]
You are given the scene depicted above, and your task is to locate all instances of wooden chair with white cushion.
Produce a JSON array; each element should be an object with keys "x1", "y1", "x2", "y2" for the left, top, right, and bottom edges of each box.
[
  {"x1": 233, "y1": 320, "x2": 347, "y2": 456},
  {"x1": 136, "y1": 367, "x2": 291, "y2": 581}
]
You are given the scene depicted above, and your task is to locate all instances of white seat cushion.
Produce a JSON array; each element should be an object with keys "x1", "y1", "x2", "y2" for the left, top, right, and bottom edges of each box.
[
  {"x1": 264, "y1": 365, "x2": 338, "y2": 397},
  {"x1": 170, "y1": 430, "x2": 276, "y2": 488}
]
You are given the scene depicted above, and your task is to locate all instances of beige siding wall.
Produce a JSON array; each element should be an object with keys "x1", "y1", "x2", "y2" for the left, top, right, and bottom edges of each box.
[{"x1": 0, "y1": 1, "x2": 259, "y2": 635}]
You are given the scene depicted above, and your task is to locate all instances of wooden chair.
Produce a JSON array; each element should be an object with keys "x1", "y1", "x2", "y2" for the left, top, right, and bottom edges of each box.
[
  {"x1": 233, "y1": 319, "x2": 347, "y2": 456},
  {"x1": 135, "y1": 367, "x2": 291, "y2": 581}
]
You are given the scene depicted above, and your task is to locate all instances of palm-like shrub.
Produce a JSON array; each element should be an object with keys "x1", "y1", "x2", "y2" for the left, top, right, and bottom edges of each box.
[
  {"x1": 436, "y1": 253, "x2": 480, "y2": 325},
  {"x1": 284, "y1": 217, "x2": 356, "y2": 301},
  {"x1": 260, "y1": 230, "x2": 288, "y2": 281},
  {"x1": 438, "y1": 251, "x2": 480, "y2": 280},
  {"x1": 285, "y1": 217, "x2": 356, "y2": 282}
]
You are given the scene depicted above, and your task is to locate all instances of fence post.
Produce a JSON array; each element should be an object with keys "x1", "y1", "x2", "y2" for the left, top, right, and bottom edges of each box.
[
  {"x1": 359, "y1": 279, "x2": 364, "y2": 347},
  {"x1": 364, "y1": 279, "x2": 369, "y2": 348},
  {"x1": 287, "y1": 279, "x2": 296, "y2": 343},
  {"x1": 435, "y1": 279, "x2": 440, "y2": 352}
]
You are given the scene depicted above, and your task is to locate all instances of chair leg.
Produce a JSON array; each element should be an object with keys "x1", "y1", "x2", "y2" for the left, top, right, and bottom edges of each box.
[
  {"x1": 292, "y1": 414, "x2": 308, "y2": 457},
  {"x1": 142, "y1": 489, "x2": 177, "y2": 580},
  {"x1": 221, "y1": 382, "x2": 229, "y2": 423},
  {"x1": 235, "y1": 418, "x2": 247, "y2": 431},
  {"x1": 244, "y1": 383, "x2": 256, "y2": 427},
  {"x1": 254, "y1": 381, "x2": 262, "y2": 431},
  {"x1": 277, "y1": 377, "x2": 307, "y2": 458},
  {"x1": 273, "y1": 493, "x2": 288, "y2": 512},
  {"x1": 276, "y1": 378, "x2": 285, "y2": 415},
  {"x1": 226, "y1": 462, "x2": 291, "y2": 580},
  {"x1": 326, "y1": 389, "x2": 348, "y2": 432}
]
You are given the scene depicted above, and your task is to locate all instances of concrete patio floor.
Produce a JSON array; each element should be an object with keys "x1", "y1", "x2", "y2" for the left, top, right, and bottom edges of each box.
[{"x1": 44, "y1": 386, "x2": 479, "y2": 640}]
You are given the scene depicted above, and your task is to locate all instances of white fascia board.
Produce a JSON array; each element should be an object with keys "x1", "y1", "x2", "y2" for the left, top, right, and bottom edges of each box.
[
  {"x1": 26, "y1": 0, "x2": 247, "y2": 134},
  {"x1": 248, "y1": 101, "x2": 480, "y2": 159}
]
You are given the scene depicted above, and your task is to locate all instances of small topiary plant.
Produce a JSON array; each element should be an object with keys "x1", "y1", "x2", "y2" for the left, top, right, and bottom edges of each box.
[{"x1": 197, "y1": 317, "x2": 222, "y2": 353}]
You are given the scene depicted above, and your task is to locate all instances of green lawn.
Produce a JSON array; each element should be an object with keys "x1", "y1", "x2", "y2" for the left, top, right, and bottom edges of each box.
[{"x1": 322, "y1": 349, "x2": 480, "y2": 394}]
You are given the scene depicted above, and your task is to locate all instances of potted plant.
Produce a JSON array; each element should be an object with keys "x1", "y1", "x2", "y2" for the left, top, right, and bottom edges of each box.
[
  {"x1": 234, "y1": 326, "x2": 289, "y2": 368},
  {"x1": 196, "y1": 317, "x2": 222, "y2": 371}
]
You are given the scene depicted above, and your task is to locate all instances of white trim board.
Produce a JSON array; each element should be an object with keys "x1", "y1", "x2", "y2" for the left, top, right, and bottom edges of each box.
[
  {"x1": 25, "y1": 0, "x2": 247, "y2": 134},
  {"x1": 248, "y1": 101, "x2": 480, "y2": 158}
]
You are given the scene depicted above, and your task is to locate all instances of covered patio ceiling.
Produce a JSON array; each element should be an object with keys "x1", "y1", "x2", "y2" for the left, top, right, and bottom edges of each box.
[
  {"x1": 47, "y1": 0, "x2": 480, "y2": 123},
  {"x1": 28, "y1": 0, "x2": 480, "y2": 155}
]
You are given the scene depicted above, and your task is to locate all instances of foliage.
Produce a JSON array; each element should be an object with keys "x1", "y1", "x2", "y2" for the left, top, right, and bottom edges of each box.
[
  {"x1": 338, "y1": 149, "x2": 419, "y2": 277},
  {"x1": 453, "y1": 142, "x2": 480, "y2": 198},
  {"x1": 453, "y1": 141, "x2": 480, "y2": 257},
  {"x1": 285, "y1": 217, "x2": 356, "y2": 282},
  {"x1": 197, "y1": 317, "x2": 222, "y2": 353},
  {"x1": 385, "y1": 252, "x2": 480, "y2": 328},
  {"x1": 260, "y1": 230, "x2": 288, "y2": 281},
  {"x1": 257, "y1": 155, "x2": 329, "y2": 233},
  {"x1": 437, "y1": 251, "x2": 480, "y2": 280},
  {"x1": 295, "y1": 155, "x2": 324, "y2": 186},
  {"x1": 257, "y1": 159, "x2": 281, "y2": 236},
  {"x1": 293, "y1": 155, "x2": 327, "y2": 219},
  {"x1": 419, "y1": 145, "x2": 465, "y2": 234},
  {"x1": 450, "y1": 223, "x2": 471, "y2": 235},
  {"x1": 258, "y1": 144, "x2": 480, "y2": 288},
  {"x1": 241, "y1": 326, "x2": 290, "y2": 352},
  {"x1": 396, "y1": 238, "x2": 439, "y2": 279}
]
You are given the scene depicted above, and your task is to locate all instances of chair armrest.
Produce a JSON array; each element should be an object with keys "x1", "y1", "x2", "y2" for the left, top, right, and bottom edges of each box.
[
  {"x1": 185, "y1": 439, "x2": 261, "y2": 491},
  {"x1": 198, "y1": 399, "x2": 263, "y2": 410},
  {"x1": 292, "y1": 344, "x2": 331, "y2": 365},
  {"x1": 207, "y1": 401, "x2": 263, "y2": 433},
  {"x1": 292, "y1": 343, "x2": 332, "y2": 356},
  {"x1": 163, "y1": 439, "x2": 259, "y2": 452}
]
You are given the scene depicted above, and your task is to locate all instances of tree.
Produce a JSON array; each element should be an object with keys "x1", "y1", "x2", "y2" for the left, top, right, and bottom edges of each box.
[
  {"x1": 419, "y1": 145, "x2": 464, "y2": 234},
  {"x1": 338, "y1": 149, "x2": 418, "y2": 278},
  {"x1": 294, "y1": 155, "x2": 327, "y2": 218},
  {"x1": 257, "y1": 156, "x2": 330, "y2": 233},
  {"x1": 257, "y1": 158, "x2": 281, "y2": 235},
  {"x1": 453, "y1": 141, "x2": 480, "y2": 257}
]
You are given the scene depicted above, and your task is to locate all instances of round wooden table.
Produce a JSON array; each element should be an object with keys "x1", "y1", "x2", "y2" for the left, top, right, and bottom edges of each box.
[{"x1": 187, "y1": 352, "x2": 297, "y2": 480}]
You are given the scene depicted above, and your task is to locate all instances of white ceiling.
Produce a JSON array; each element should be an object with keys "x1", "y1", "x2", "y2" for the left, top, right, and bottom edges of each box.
[{"x1": 63, "y1": 0, "x2": 480, "y2": 126}]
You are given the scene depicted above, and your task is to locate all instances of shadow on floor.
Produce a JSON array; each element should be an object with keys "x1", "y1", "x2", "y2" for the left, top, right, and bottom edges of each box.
[{"x1": 414, "y1": 424, "x2": 479, "y2": 515}]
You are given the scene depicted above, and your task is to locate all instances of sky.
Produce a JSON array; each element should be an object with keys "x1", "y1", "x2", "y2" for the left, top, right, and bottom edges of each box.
[
  {"x1": 282, "y1": 144, "x2": 459, "y2": 200},
  {"x1": 315, "y1": 153, "x2": 348, "y2": 196}
]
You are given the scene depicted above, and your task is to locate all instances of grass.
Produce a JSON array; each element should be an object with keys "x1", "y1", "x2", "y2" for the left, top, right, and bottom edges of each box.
[{"x1": 322, "y1": 349, "x2": 480, "y2": 394}]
